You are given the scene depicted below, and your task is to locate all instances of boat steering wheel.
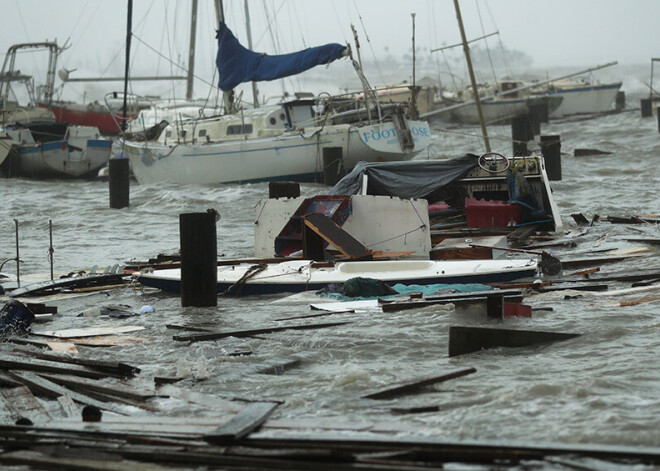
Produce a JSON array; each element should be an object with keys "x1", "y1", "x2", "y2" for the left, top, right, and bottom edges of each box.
[{"x1": 478, "y1": 152, "x2": 510, "y2": 174}]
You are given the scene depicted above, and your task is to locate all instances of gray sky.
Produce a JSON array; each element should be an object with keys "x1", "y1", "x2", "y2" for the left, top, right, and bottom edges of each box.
[{"x1": 1, "y1": 0, "x2": 658, "y2": 102}]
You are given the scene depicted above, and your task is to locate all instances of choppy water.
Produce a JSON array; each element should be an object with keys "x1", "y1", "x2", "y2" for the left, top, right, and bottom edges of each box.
[{"x1": 1, "y1": 89, "x2": 660, "y2": 459}]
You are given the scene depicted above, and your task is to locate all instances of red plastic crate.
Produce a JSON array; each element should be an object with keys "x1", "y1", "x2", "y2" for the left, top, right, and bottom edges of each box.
[{"x1": 464, "y1": 197, "x2": 520, "y2": 227}]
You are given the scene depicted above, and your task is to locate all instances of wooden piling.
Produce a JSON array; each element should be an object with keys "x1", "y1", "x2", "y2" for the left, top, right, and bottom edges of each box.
[
  {"x1": 486, "y1": 294, "x2": 503, "y2": 318},
  {"x1": 322, "y1": 147, "x2": 344, "y2": 186},
  {"x1": 268, "y1": 182, "x2": 300, "y2": 199},
  {"x1": 511, "y1": 116, "x2": 533, "y2": 156},
  {"x1": 108, "y1": 158, "x2": 130, "y2": 209},
  {"x1": 179, "y1": 212, "x2": 217, "y2": 307},
  {"x1": 641, "y1": 98, "x2": 653, "y2": 118},
  {"x1": 615, "y1": 91, "x2": 625, "y2": 111},
  {"x1": 540, "y1": 135, "x2": 561, "y2": 181}
]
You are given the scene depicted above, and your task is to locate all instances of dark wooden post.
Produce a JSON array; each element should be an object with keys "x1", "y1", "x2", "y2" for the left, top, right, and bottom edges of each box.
[
  {"x1": 268, "y1": 182, "x2": 300, "y2": 199},
  {"x1": 615, "y1": 91, "x2": 625, "y2": 111},
  {"x1": 540, "y1": 135, "x2": 561, "y2": 181},
  {"x1": 511, "y1": 116, "x2": 533, "y2": 156},
  {"x1": 322, "y1": 147, "x2": 344, "y2": 186},
  {"x1": 109, "y1": 158, "x2": 130, "y2": 209},
  {"x1": 180, "y1": 212, "x2": 217, "y2": 307},
  {"x1": 486, "y1": 294, "x2": 503, "y2": 318},
  {"x1": 641, "y1": 98, "x2": 652, "y2": 118}
]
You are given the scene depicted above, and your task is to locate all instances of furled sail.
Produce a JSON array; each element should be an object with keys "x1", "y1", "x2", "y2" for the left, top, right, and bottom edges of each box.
[{"x1": 216, "y1": 22, "x2": 347, "y2": 91}]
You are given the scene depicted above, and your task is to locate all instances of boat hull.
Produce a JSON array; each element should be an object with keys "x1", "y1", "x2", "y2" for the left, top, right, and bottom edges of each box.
[
  {"x1": 138, "y1": 259, "x2": 538, "y2": 296},
  {"x1": 446, "y1": 96, "x2": 561, "y2": 125},
  {"x1": 543, "y1": 82, "x2": 622, "y2": 118},
  {"x1": 124, "y1": 121, "x2": 431, "y2": 185},
  {"x1": 12, "y1": 139, "x2": 111, "y2": 178}
]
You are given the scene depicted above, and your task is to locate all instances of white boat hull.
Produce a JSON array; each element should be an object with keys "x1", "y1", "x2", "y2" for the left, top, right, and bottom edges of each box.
[
  {"x1": 138, "y1": 258, "x2": 538, "y2": 296},
  {"x1": 17, "y1": 139, "x2": 111, "y2": 178},
  {"x1": 124, "y1": 121, "x2": 431, "y2": 185},
  {"x1": 544, "y1": 82, "x2": 622, "y2": 118}
]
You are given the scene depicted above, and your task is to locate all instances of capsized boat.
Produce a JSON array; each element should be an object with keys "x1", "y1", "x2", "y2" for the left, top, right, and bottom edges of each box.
[
  {"x1": 529, "y1": 78, "x2": 622, "y2": 118},
  {"x1": 439, "y1": 80, "x2": 563, "y2": 125},
  {"x1": 124, "y1": 22, "x2": 430, "y2": 185},
  {"x1": 1, "y1": 123, "x2": 111, "y2": 178},
  {"x1": 138, "y1": 258, "x2": 538, "y2": 296}
]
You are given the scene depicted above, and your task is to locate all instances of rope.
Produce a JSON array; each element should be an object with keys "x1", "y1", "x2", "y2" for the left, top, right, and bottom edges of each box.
[{"x1": 222, "y1": 263, "x2": 267, "y2": 296}]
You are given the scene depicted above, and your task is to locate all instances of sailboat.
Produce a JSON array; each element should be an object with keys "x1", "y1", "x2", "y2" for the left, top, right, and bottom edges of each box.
[
  {"x1": 0, "y1": 42, "x2": 112, "y2": 179},
  {"x1": 123, "y1": 19, "x2": 431, "y2": 185}
]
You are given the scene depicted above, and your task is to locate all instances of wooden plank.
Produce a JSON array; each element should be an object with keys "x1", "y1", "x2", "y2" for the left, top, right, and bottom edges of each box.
[
  {"x1": 205, "y1": 401, "x2": 279, "y2": 444},
  {"x1": 0, "y1": 450, "x2": 177, "y2": 471},
  {"x1": 47, "y1": 342, "x2": 79, "y2": 353},
  {"x1": 0, "y1": 355, "x2": 116, "y2": 379},
  {"x1": 37, "y1": 373, "x2": 155, "y2": 402},
  {"x1": 6, "y1": 370, "x2": 128, "y2": 415},
  {"x1": 12, "y1": 347, "x2": 140, "y2": 376},
  {"x1": 256, "y1": 358, "x2": 302, "y2": 375},
  {"x1": 507, "y1": 224, "x2": 538, "y2": 243},
  {"x1": 362, "y1": 368, "x2": 477, "y2": 400},
  {"x1": 172, "y1": 321, "x2": 351, "y2": 343},
  {"x1": 8, "y1": 336, "x2": 147, "y2": 348},
  {"x1": 1, "y1": 385, "x2": 51, "y2": 424},
  {"x1": 9, "y1": 273, "x2": 127, "y2": 298},
  {"x1": 57, "y1": 394, "x2": 81, "y2": 418},
  {"x1": 448, "y1": 326, "x2": 581, "y2": 357},
  {"x1": 32, "y1": 325, "x2": 145, "y2": 338},
  {"x1": 303, "y1": 212, "x2": 372, "y2": 260}
]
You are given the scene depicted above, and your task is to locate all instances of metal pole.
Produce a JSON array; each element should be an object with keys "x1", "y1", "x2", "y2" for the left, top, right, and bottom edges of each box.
[
  {"x1": 351, "y1": 25, "x2": 371, "y2": 125},
  {"x1": 121, "y1": 0, "x2": 133, "y2": 131},
  {"x1": 186, "y1": 0, "x2": 198, "y2": 101},
  {"x1": 49, "y1": 220, "x2": 54, "y2": 281},
  {"x1": 410, "y1": 13, "x2": 418, "y2": 119},
  {"x1": 453, "y1": 0, "x2": 490, "y2": 152},
  {"x1": 14, "y1": 219, "x2": 19, "y2": 288},
  {"x1": 244, "y1": 0, "x2": 259, "y2": 108}
]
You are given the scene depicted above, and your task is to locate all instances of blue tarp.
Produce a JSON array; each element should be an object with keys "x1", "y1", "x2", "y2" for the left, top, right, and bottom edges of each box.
[{"x1": 216, "y1": 22, "x2": 347, "y2": 91}]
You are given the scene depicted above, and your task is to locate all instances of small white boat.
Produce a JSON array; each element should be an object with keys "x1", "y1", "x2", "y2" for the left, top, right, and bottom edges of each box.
[
  {"x1": 531, "y1": 79, "x2": 622, "y2": 118},
  {"x1": 440, "y1": 80, "x2": 562, "y2": 125},
  {"x1": 2, "y1": 124, "x2": 111, "y2": 178},
  {"x1": 138, "y1": 258, "x2": 538, "y2": 296}
]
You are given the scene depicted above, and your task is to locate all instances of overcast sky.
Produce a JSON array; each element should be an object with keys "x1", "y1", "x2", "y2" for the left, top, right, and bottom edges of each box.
[{"x1": 1, "y1": 0, "x2": 658, "y2": 102}]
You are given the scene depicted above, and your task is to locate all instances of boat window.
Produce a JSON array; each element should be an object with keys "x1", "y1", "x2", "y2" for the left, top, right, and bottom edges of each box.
[
  {"x1": 198, "y1": 129, "x2": 207, "y2": 137},
  {"x1": 226, "y1": 124, "x2": 253, "y2": 135},
  {"x1": 165, "y1": 131, "x2": 172, "y2": 138},
  {"x1": 269, "y1": 117, "x2": 277, "y2": 125}
]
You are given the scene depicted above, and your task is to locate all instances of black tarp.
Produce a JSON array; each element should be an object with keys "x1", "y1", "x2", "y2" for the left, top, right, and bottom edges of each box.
[{"x1": 329, "y1": 154, "x2": 479, "y2": 200}]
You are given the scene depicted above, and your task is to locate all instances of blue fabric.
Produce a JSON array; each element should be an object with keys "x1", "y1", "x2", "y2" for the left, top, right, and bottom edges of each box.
[{"x1": 216, "y1": 22, "x2": 347, "y2": 91}]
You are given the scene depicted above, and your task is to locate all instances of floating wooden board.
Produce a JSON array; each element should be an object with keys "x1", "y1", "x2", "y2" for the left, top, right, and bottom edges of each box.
[
  {"x1": 173, "y1": 321, "x2": 350, "y2": 343},
  {"x1": 309, "y1": 300, "x2": 381, "y2": 313},
  {"x1": 6, "y1": 371, "x2": 128, "y2": 415},
  {"x1": 1, "y1": 385, "x2": 51, "y2": 424},
  {"x1": 32, "y1": 325, "x2": 146, "y2": 339},
  {"x1": 256, "y1": 358, "x2": 302, "y2": 375},
  {"x1": 205, "y1": 401, "x2": 279, "y2": 445},
  {"x1": 362, "y1": 367, "x2": 477, "y2": 400},
  {"x1": 303, "y1": 212, "x2": 372, "y2": 260},
  {"x1": 9, "y1": 274, "x2": 127, "y2": 298},
  {"x1": 448, "y1": 326, "x2": 581, "y2": 357}
]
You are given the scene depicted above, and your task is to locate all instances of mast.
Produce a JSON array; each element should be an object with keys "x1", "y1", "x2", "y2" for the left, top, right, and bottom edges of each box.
[
  {"x1": 186, "y1": 0, "x2": 198, "y2": 100},
  {"x1": 244, "y1": 0, "x2": 259, "y2": 108},
  {"x1": 121, "y1": 0, "x2": 133, "y2": 131},
  {"x1": 410, "y1": 13, "x2": 418, "y2": 119},
  {"x1": 351, "y1": 25, "x2": 371, "y2": 125},
  {"x1": 214, "y1": 0, "x2": 235, "y2": 114},
  {"x1": 453, "y1": 0, "x2": 490, "y2": 152}
]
